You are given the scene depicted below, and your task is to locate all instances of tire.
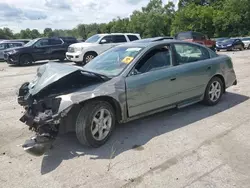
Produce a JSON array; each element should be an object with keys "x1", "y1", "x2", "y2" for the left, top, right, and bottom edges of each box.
[
  {"x1": 217, "y1": 49, "x2": 220, "y2": 52},
  {"x1": 83, "y1": 52, "x2": 97, "y2": 65},
  {"x1": 203, "y1": 77, "x2": 224, "y2": 106},
  {"x1": 75, "y1": 101, "x2": 116, "y2": 147},
  {"x1": 248, "y1": 44, "x2": 250, "y2": 49},
  {"x1": 19, "y1": 54, "x2": 33, "y2": 66},
  {"x1": 59, "y1": 58, "x2": 65, "y2": 62},
  {"x1": 239, "y1": 45, "x2": 244, "y2": 51}
]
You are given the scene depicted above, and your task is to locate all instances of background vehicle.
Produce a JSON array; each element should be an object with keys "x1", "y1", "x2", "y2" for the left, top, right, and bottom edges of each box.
[
  {"x1": 66, "y1": 33, "x2": 141, "y2": 65},
  {"x1": 1, "y1": 39, "x2": 31, "y2": 44},
  {"x1": 18, "y1": 40, "x2": 237, "y2": 155},
  {"x1": 4, "y1": 37, "x2": 73, "y2": 66},
  {"x1": 0, "y1": 41, "x2": 24, "y2": 60},
  {"x1": 175, "y1": 31, "x2": 216, "y2": 51},
  {"x1": 216, "y1": 38, "x2": 244, "y2": 51},
  {"x1": 242, "y1": 37, "x2": 250, "y2": 49}
]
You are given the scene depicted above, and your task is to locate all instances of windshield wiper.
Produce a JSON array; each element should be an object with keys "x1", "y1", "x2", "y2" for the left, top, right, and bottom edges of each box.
[{"x1": 81, "y1": 70, "x2": 110, "y2": 81}]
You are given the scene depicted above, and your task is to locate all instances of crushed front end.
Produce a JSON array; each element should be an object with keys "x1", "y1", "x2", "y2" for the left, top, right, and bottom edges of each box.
[{"x1": 18, "y1": 82, "x2": 65, "y2": 156}]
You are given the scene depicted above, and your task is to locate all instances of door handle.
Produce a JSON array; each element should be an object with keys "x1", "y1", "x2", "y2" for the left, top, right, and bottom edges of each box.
[
  {"x1": 206, "y1": 66, "x2": 211, "y2": 70},
  {"x1": 170, "y1": 77, "x2": 176, "y2": 81}
]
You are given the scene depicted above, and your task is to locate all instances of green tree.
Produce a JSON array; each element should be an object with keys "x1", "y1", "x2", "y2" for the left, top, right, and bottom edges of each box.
[{"x1": 43, "y1": 28, "x2": 53, "y2": 37}]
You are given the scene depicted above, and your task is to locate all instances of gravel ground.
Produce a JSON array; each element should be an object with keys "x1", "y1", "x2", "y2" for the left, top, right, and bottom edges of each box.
[{"x1": 0, "y1": 52, "x2": 250, "y2": 188}]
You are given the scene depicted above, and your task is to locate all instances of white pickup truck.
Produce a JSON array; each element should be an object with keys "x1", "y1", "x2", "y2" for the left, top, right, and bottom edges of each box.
[{"x1": 66, "y1": 33, "x2": 141, "y2": 65}]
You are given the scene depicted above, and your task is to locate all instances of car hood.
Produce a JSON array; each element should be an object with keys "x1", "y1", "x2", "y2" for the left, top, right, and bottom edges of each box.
[
  {"x1": 28, "y1": 62, "x2": 107, "y2": 98},
  {"x1": 69, "y1": 42, "x2": 97, "y2": 48},
  {"x1": 4, "y1": 46, "x2": 28, "y2": 52}
]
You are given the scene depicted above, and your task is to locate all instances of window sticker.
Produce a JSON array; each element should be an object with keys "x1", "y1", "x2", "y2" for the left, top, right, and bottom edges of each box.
[{"x1": 122, "y1": 56, "x2": 134, "y2": 64}]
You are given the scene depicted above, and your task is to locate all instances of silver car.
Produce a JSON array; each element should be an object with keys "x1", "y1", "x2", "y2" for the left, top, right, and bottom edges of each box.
[
  {"x1": 0, "y1": 41, "x2": 24, "y2": 59},
  {"x1": 242, "y1": 37, "x2": 250, "y2": 49}
]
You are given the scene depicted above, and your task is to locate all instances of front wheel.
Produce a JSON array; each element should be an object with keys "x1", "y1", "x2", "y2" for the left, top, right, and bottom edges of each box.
[
  {"x1": 83, "y1": 52, "x2": 97, "y2": 65},
  {"x1": 239, "y1": 45, "x2": 244, "y2": 51},
  {"x1": 19, "y1": 54, "x2": 33, "y2": 66},
  {"x1": 75, "y1": 101, "x2": 116, "y2": 147},
  {"x1": 203, "y1": 77, "x2": 223, "y2": 106}
]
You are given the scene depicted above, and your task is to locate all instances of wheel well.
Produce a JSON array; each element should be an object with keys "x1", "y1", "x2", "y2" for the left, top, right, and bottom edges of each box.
[
  {"x1": 85, "y1": 51, "x2": 98, "y2": 56},
  {"x1": 213, "y1": 74, "x2": 226, "y2": 92},
  {"x1": 80, "y1": 96, "x2": 122, "y2": 122},
  {"x1": 19, "y1": 53, "x2": 33, "y2": 61}
]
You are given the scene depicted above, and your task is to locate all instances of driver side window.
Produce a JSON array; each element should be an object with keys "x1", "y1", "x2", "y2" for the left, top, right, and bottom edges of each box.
[
  {"x1": 35, "y1": 39, "x2": 49, "y2": 47},
  {"x1": 134, "y1": 46, "x2": 171, "y2": 74}
]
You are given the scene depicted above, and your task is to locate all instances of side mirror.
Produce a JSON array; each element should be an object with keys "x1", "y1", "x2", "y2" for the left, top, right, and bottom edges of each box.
[{"x1": 100, "y1": 39, "x2": 107, "y2": 44}]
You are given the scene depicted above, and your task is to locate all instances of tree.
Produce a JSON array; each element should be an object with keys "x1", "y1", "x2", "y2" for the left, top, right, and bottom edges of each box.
[
  {"x1": 43, "y1": 28, "x2": 53, "y2": 37},
  {"x1": 30, "y1": 29, "x2": 40, "y2": 39},
  {"x1": 77, "y1": 24, "x2": 87, "y2": 39}
]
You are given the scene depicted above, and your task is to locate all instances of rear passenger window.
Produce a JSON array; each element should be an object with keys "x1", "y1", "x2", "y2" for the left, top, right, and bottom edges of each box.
[
  {"x1": 50, "y1": 38, "x2": 63, "y2": 45},
  {"x1": 112, "y1": 35, "x2": 127, "y2": 43},
  {"x1": 174, "y1": 44, "x2": 210, "y2": 64},
  {"x1": 127, "y1": 35, "x2": 139, "y2": 41}
]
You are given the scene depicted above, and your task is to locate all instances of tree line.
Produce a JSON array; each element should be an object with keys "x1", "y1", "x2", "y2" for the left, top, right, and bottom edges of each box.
[{"x1": 1, "y1": 0, "x2": 250, "y2": 40}]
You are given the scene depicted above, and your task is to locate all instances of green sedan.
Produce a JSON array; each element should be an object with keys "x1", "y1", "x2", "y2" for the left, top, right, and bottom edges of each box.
[{"x1": 18, "y1": 38, "x2": 237, "y2": 156}]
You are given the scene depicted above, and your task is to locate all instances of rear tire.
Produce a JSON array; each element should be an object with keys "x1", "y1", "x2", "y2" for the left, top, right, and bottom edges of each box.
[
  {"x1": 239, "y1": 45, "x2": 244, "y2": 51},
  {"x1": 203, "y1": 77, "x2": 223, "y2": 106},
  {"x1": 19, "y1": 54, "x2": 33, "y2": 66},
  {"x1": 75, "y1": 101, "x2": 116, "y2": 147}
]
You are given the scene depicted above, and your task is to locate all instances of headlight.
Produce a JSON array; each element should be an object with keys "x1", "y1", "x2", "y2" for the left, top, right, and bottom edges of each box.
[
  {"x1": 227, "y1": 44, "x2": 232, "y2": 47},
  {"x1": 8, "y1": 50, "x2": 17, "y2": 54},
  {"x1": 75, "y1": 47, "x2": 84, "y2": 52}
]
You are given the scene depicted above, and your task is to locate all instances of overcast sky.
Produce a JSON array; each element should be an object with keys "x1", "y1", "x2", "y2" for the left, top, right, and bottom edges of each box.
[{"x1": 0, "y1": 0, "x2": 178, "y2": 32}]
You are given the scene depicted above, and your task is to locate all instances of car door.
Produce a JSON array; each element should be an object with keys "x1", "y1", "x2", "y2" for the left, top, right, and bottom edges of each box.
[
  {"x1": 172, "y1": 43, "x2": 211, "y2": 101},
  {"x1": 125, "y1": 45, "x2": 182, "y2": 117},
  {"x1": 49, "y1": 38, "x2": 65, "y2": 59},
  {"x1": 112, "y1": 35, "x2": 128, "y2": 45},
  {"x1": 96, "y1": 35, "x2": 115, "y2": 55},
  {"x1": 32, "y1": 38, "x2": 51, "y2": 61}
]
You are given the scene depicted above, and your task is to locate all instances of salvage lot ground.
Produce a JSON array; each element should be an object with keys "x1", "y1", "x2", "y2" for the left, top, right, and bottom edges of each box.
[{"x1": 0, "y1": 51, "x2": 250, "y2": 188}]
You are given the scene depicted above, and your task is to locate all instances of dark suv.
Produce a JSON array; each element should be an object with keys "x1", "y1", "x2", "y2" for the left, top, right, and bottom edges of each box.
[{"x1": 4, "y1": 37, "x2": 78, "y2": 66}]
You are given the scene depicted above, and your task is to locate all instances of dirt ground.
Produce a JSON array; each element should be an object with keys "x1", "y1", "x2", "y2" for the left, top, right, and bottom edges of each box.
[{"x1": 0, "y1": 51, "x2": 250, "y2": 188}]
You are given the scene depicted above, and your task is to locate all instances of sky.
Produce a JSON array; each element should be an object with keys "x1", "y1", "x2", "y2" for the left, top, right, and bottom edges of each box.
[{"x1": 0, "y1": 0, "x2": 178, "y2": 33}]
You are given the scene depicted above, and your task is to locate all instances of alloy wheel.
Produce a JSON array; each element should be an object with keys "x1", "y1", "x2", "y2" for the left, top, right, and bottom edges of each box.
[{"x1": 209, "y1": 81, "x2": 221, "y2": 102}]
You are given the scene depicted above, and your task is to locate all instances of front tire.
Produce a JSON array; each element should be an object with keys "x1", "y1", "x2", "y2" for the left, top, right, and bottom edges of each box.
[
  {"x1": 19, "y1": 54, "x2": 33, "y2": 66},
  {"x1": 75, "y1": 101, "x2": 116, "y2": 147},
  {"x1": 203, "y1": 77, "x2": 223, "y2": 106},
  {"x1": 83, "y1": 52, "x2": 97, "y2": 65}
]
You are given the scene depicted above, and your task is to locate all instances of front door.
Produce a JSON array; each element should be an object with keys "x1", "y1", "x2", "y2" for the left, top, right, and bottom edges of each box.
[
  {"x1": 96, "y1": 35, "x2": 115, "y2": 55},
  {"x1": 125, "y1": 45, "x2": 180, "y2": 117},
  {"x1": 33, "y1": 38, "x2": 51, "y2": 61}
]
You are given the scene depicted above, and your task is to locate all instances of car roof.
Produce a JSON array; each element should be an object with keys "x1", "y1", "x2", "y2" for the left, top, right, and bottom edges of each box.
[{"x1": 116, "y1": 39, "x2": 202, "y2": 49}]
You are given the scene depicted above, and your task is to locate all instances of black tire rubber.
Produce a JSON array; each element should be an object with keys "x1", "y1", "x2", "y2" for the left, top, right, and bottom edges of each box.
[
  {"x1": 248, "y1": 45, "x2": 250, "y2": 49},
  {"x1": 59, "y1": 58, "x2": 65, "y2": 62},
  {"x1": 203, "y1": 77, "x2": 223, "y2": 106},
  {"x1": 19, "y1": 54, "x2": 33, "y2": 66},
  {"x1": 75, "y1": 101, "x2": 116, "y2": 147},
  {"x1": 217, "y1": 49, "x2": 220, "y2": 52},
  {"x1": 83, "y1": 52, "x2": 97, "y2": 65},
  {"x1": 239, "y1": 45, "x2": 244, "y2": 51}
]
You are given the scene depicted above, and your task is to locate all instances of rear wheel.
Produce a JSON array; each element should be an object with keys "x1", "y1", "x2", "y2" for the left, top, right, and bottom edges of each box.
[
  {"x1": 19, "y1": 54, "x2": 33, "y2": 66},
  {"x1": 239, "y1": 45, "x2": 244, "y2": 51},
  {"x1": 203, "y1": 77, "x2": 223, "y2": 106},
  {"x1": 75, "y1": 101, "x2": 116, "y2": 147}
]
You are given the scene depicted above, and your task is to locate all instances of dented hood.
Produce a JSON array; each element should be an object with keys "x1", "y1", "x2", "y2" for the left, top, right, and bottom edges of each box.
[{"x1": 28, "y1": 62, "x2": 84, "y2": 95}]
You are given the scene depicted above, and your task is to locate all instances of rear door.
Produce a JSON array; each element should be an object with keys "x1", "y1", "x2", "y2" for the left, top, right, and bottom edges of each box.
[
  {"x1": 33, "y1": 38, "x2": 51, "y2": 61},
  {"x1": 125, "y1": 45, "x2": 181, "y2": 117},
  {"x1": 49, "y1": 38, "x2": 65, "y2": 59},
  {"x1": 172, "y1": 43, "x2": 212, "y2": 101}
]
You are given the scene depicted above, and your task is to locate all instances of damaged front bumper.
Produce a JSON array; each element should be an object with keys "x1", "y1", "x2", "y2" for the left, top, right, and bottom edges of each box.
[{"x1": 18, "y1": 82, "x2": 70, "y2": 156}]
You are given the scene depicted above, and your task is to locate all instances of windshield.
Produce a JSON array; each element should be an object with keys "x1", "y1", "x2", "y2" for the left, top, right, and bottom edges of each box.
[
  {"x1": 83, "y1": 46, "x2": 144, "y2": 77},
  {"x1": 85, "y1": 34, "x2": 101, "y2": 43},
  {"x1": 222, "y1": 39, "x2": 235, "y2": 43},
  {"x1": 216, "y1": 38, "x2": 228, "y2": 42},
  {"x1": 24, "y1": 39, "x2": 39, "y2": 47},
  {"x1": 242, "y1": 38, "x2": 250, "y2": 41}
]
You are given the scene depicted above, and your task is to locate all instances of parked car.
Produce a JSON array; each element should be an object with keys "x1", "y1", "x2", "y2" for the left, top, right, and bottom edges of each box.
[
  {"x1": 216, "y1": 38, "x2": 244, "y2": 51},
  {"x1": 66, "y1": 33, "x2": 141, "y2": 65},
  {"x1": 132, "y1": 36, "x2": 174, "y2": 43},
  {"x1": 17, "y1": 40, "x2": 237, "y2": 156},
  {"x1": 1, "y1": 39, "x2": 31, "y2": 44},
  {"x1": 241, "y1": 37, "x2": 250, "y2": 49},
  {"x1": 3, "y1": 37, "x2": 73, "y2": 66},
  {"x1": 175, "y1": 31, "x2": 216, "y2": 51},
  {"x1": 0, "y1": 41, "x2": 24, "y2": 60}
]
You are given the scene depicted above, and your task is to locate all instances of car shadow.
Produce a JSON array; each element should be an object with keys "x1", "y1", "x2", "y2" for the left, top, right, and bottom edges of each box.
[{"x1": 40, "y1": 92, "x2": 249, "y2": 174}]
